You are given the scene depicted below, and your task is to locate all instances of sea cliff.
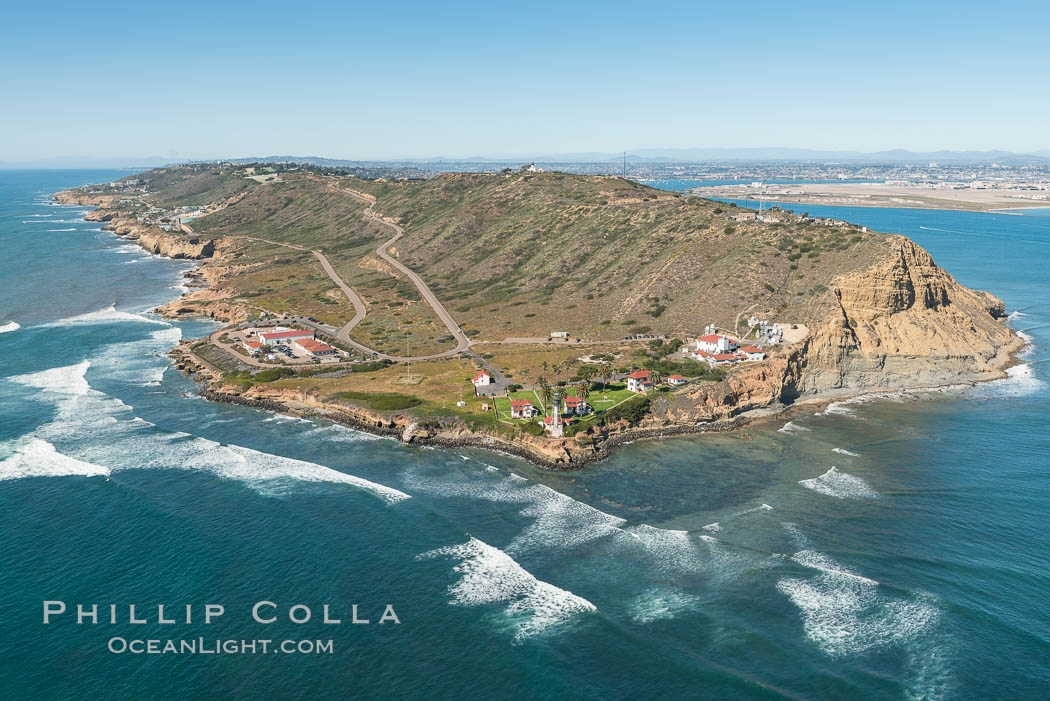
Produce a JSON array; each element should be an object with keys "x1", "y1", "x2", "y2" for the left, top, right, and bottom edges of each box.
[{"x1": 58, "y1": 188, "x2": 1024, "y2": 468}]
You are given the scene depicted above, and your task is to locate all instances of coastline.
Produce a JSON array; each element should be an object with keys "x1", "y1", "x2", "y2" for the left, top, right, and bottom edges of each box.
[{"x1": 60, "y1": 191, "x2": 1030, "y2": 471}]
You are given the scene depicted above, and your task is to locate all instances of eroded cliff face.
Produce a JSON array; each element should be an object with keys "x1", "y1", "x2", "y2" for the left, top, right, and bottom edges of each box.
[{"x1": 654, "y1": 236, "x2": 1021, "y2": 423}]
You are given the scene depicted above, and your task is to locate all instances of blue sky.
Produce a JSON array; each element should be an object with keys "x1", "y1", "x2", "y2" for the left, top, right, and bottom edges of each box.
[{"x1": 2, "y1": 0, "x2": 1048, "y2": 163}]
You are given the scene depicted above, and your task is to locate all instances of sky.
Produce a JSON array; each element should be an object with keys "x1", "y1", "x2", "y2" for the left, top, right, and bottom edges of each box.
[{"x1": 2, "y1": 0, "x2": 1049, "y2": 164}]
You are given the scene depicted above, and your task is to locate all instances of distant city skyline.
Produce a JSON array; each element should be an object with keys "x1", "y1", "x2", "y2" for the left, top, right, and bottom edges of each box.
[{"x1": 3, "y1": 0, "x2": 1048, "y2": 164}]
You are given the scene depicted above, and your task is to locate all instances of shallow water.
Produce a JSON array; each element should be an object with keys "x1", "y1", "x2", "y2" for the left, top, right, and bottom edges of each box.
[{"x1": 1, "y1": 172, "x2": 1047, "y2": 699}]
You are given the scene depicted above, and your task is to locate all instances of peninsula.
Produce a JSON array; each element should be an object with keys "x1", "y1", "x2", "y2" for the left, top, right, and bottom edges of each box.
[{"x1": 56, "y1": 163, "x2": 1024, "y2": 467}]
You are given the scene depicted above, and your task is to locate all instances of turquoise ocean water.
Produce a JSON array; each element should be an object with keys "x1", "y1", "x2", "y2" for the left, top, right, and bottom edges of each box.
[{"x1": 1, "y1": 171, "x2": 1047, "y2": 699}]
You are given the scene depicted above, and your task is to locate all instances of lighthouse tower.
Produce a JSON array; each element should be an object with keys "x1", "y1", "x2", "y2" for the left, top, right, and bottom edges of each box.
[{"x1": 549, "y1": 390, "x2": 564, "y2": 438}]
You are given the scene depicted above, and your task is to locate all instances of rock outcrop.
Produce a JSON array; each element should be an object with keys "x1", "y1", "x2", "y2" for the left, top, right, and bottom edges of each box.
[{"x1": 656, "y1": 236, "x2": 1021, "y2": 423}]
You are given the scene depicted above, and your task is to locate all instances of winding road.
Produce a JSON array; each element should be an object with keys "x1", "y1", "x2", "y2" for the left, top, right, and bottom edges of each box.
[{"x1": 223, "y1": 193, "x2": 506, "y2": 384}]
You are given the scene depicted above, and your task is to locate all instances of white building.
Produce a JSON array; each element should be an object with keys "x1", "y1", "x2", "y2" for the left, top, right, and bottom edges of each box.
[
  {"x1": 258, "y1": 328, "x2": 314, "y2": 346},
  {"x1": 294, "y1": 338, "x2": 338, "y2": 356},
  {"x1": 626, "y1": 370, "x2": 653, "y2": 393},
  {"x1": 738, "y1": 346, "x2": 766, "y2": 361},
  {"x1": 695, "y1": 333, "x2": 736, "y2": 354},
  {"x1": 562, "y1": 397, "x2": 591, "y2": 415},
  {"x1": 472, "y1": 371, "x2": 494, "y2": 393},
  {"x1": 509, "y1": 399, "x2": 538, "y2": 419}
]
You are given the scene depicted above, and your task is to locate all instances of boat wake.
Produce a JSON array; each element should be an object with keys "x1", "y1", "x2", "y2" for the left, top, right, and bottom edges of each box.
[{"x1": 0, "y1": 321, "x2": 20, "y2": 334}]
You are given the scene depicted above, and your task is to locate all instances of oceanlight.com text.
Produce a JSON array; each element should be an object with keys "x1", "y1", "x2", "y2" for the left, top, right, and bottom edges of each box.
[{"x1": 107, "y1": 638, "x2": 334, "y2": 655}]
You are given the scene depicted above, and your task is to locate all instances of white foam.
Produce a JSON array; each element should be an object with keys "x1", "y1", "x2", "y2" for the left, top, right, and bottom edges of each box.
[
  {"x1": 41, "y1": 305, "x2": 168, "y2": 328},
  {"x1": 969, "y1": 362, "x2": 1044, "y2": 399},
  {"x1": 1007, "y1": 310, "x2": 1026, "y2": 320},
  {"x1": 630, "y1": 588, "x2": 701, "y2": 623},
  {"x1": 13, "y1": 366, "x2": 408, "y2": 503},
  {"x1": 47, "y1": 228, "x2": 76, "y2": 232},
  {"x1": 0, "y1": 438, "x2": 110, "y2": 480},
  {"x1": 815, "y1": 401, "x2": 858, "y2": 418},
  {"x1": 0, "y1": 321, "x2": 19, "y2": 334},
  {"x1": 199, "y1": 444, "x2": 410, "y2": 503},
  {"x1": 702, "y1": 522, "x2": 721, "y2": 532},
  {"x1": 401, "y1": 464, "x2": 625, "y2": 556},
  {"x1": 617, "y1": 524, "x2": 705, "y2": 575},
  {"x1": 7, "y1": 360, "x2": 92, "y2": 395},
  {"x1": 778, "y1": 420, "x2": 811, "y2": 433},
  {"x1": 800, "y1": 467, "x2": 878, "y2": 499},
  {"x1": 418, "y1": 537, "x2": 595, "y2": 641},
  {"x1": 777, "y1": 550, "x2": 940, "y2": 658},
  {"x1": 832, "y1": 447, "x2": 861, "y2": 457}
]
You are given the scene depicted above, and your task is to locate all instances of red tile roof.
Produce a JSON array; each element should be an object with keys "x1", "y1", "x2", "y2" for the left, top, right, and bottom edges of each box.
[
  {"x1": 472, "y1": 371, "x2": 492, "y2": 382},
  {"x1": 509, "y1": 399, "x2": 534, "y2": 407},
  {"x1": 738, "y1": 346, "x2": 763, "y2": 353},
  {"x1": 697, "y1": 334, "x2": 728, "y2": 343},
  {"x1": 627, "y1": 370, "x2": 651, "y2": 380},
  {"x1": 243, "y1": 341, "x2": 263, "y2": 349},
  {"x1": 668, "y1": 375, "x2": 686, "y2": 380},
  {"x1": 296, "y1": 338, "x2": 335, "y2": 353},
  {"x1": 259, "y1": 329, "x2": 313, "y2": 341}
]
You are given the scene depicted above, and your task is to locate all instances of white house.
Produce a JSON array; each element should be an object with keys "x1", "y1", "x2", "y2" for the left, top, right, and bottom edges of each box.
[
  {"x1": 242, "y1": 340, "x2": 264, "y2": 354},
  {"x1": 562, "y1": 396, "x2": 591, "y2": 416},
  {"x1": 667, "y1": 375, "x2": 687, "y2": 386},
  {"x1": 626, "y1": 370, "x2": 653, "y2": 393},
  {"x1": 472, "y1": 371, "x2": 494, "y2": 392},
  {"x1": 509, "y1": 399, "x2": 538, "y2": 419}
]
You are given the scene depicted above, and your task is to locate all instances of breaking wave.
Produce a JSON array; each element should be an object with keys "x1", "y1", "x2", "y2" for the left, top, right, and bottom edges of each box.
[
  {"x1": 777, "y1": 549, "x2": 941, "y2": 659},
  {"x1": 7, "y1": 360, "x2": 92, "y2": 395},
  {"x1": 6, "y1": 361, "x2": 409, "y2": 503},
  {"x1": 417, "y1": 537, "x2": 595, "y2": 641},
  {"x1": 778, "y1": 421, "x2": 810, "y2": 433},
  {"x1": 0, "y1": 321, "x2": 20, "y2": 334},
  {"x1": 799, "y1": 467, "x2": 878, "y2": 499},
  {"x1": 41, "y1": 304, "x2": 168, "y2": 328},
  {"x1": 0, "y1": 438, "x2": 110, "y2": 481},
  {"x1": 832, "y1": 448, "x2": 861, "y2": 457}
]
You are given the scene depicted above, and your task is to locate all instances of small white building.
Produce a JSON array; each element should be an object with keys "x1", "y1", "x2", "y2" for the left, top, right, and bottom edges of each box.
[
  {"x1": 738, "y1": 346, "x2": 766, "y2": 361},
  {"x1": 550, "y1": 331, "x2": 569, "y2": 339},
  {"x1": 472, "y1": 371, "x2": 494, "y2": 392},
  {"x1": 626, "y1": 370, "x2": 653, "y2": 393},
  {"x1": 667, "y1": 375, "x2": 687, "y2": 386}
]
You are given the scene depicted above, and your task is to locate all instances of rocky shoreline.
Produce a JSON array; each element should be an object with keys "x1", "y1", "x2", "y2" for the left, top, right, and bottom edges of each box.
[{"x1": 59, "y1": 187, "x2": 1028, "y2": 470}]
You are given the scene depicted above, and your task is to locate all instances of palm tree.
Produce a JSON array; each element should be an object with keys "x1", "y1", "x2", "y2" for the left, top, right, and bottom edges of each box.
[
  {"x1": 577, "y1": 381, "x2": 591, "y2": 411},
  {"x1": 599, "y1": 361, "x2": 612, "y2": 398},
  {"x1": 539, "y1": 377, "x2": 553, "y2": 417},
  {"x1": 647, "y1": 369, "x2": 662, "y2": 388}
]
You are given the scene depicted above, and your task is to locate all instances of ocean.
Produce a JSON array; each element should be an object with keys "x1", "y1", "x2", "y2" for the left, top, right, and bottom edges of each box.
[{"x1": 1, "y1": 171, "x2": 1047, "y2": 700}]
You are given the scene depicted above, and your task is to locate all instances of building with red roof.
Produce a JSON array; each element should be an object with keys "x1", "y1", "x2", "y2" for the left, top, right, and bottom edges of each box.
[
  {"x1": 509, "y1": 399, "x2": 538, "y2": 419},
  {"x1": 626, "y1": 370, "x2": 653, "y2": 393},
  {"x1": 294, "y1": 338, "x2": 338, "y2": 356}
]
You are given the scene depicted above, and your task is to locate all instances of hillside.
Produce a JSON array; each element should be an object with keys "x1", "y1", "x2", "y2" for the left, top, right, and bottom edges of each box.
[{"x1": 55, "y1": 163, "x2": 1021, "y2": 465}]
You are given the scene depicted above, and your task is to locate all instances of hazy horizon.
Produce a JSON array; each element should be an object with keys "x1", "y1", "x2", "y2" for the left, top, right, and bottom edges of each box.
[{"x1": 3, "y1": 0, "x2": 1049, "y2": 163}]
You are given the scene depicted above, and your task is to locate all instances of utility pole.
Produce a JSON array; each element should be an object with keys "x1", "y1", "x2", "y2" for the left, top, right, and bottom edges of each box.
[{"x1": 623, "y1": 151, "x2": 627, "y2": 178}]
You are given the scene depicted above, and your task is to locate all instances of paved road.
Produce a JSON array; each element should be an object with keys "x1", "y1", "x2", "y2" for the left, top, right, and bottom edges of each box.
[{"x1": 336, "y1": 187, "x2": 473, "y2": 358}]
